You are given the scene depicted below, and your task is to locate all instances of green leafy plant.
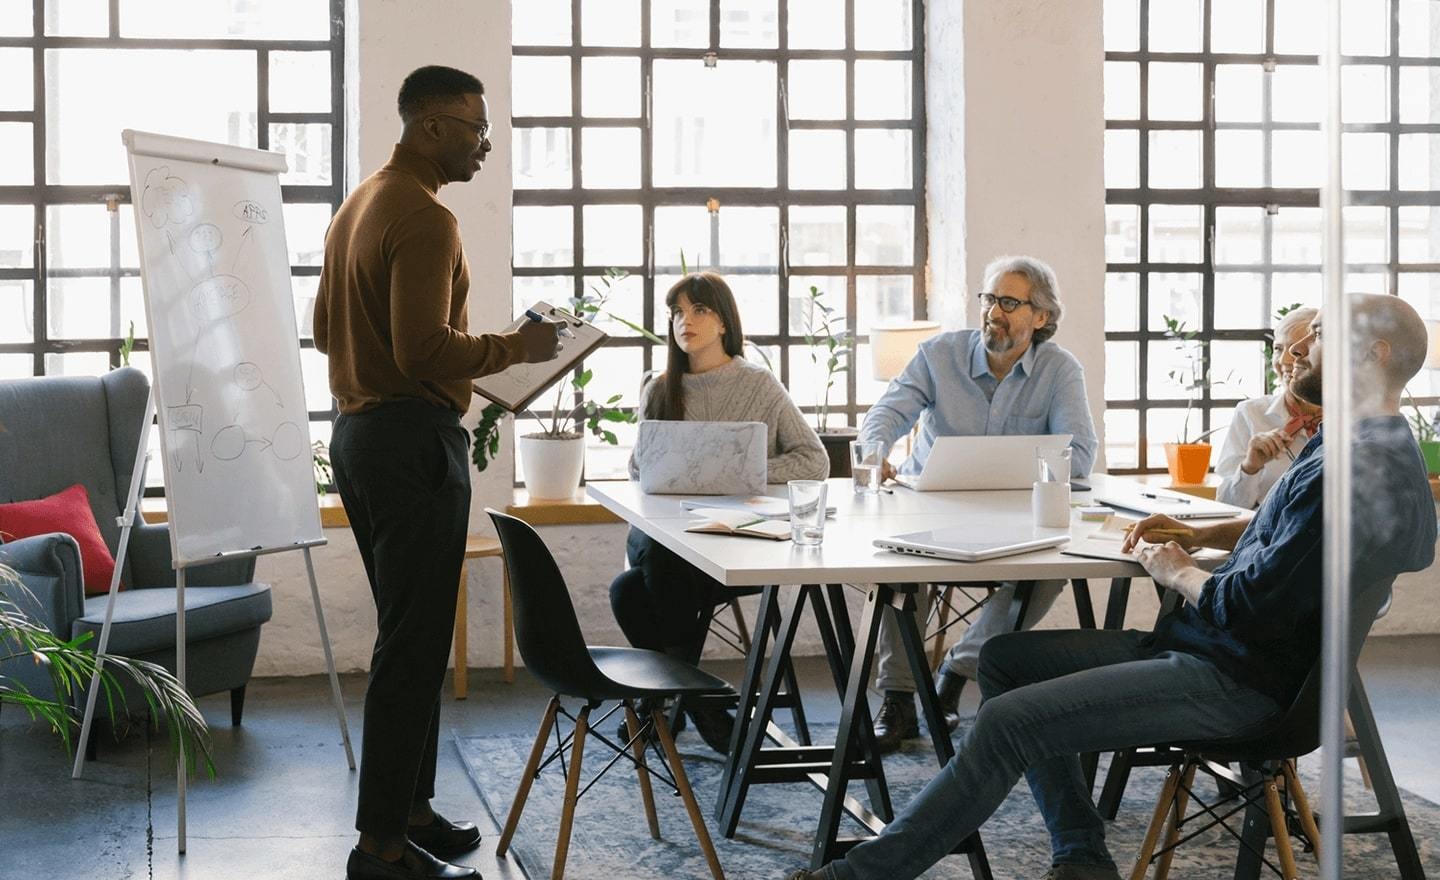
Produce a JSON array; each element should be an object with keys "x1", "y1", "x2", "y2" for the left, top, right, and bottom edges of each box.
[
  {"x1": 472, "y1": 270, "x2": 643, "y2": 472},
  {"x1": 312, "y1": 441, "x2": 333, "y2": 496},
  {"x1": 1262, "y1": 302, "x2": 1305, "y2": 395},
  {"x1": 1403, "y1": 390, "x2": 1439, "y2": 444},
  {"x1": 1162, "y1": 314, "x2": 1232, "y2": 445},
  {"x1": 801, "y1": 284, "x2": 853, "y2": 432},
  {"x1": 117, "y1": 320, "x2": 136, "y2": 368},
  {"x1": 0, "y1": 564, "x2": 214, "y2": 775}
]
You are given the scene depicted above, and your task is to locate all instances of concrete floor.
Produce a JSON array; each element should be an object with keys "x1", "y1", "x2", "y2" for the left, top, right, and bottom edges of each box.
[{"x1": 1, "y1": 636, "x2": 1436, "y2": 880}]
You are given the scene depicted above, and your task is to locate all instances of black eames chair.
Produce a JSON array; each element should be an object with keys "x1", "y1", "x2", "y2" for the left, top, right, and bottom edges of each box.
[
  {"x1": 1129, "y1": 580, "x2": 1413, "y2": 880},
  {"x1": 486, "y1": 509, "x2": 734, "y2": 880}
]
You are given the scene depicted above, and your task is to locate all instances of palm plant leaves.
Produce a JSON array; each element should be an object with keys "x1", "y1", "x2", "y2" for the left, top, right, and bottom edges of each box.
[{"x1": 0, "y1": 566, "x2": 214, "y2": 775}]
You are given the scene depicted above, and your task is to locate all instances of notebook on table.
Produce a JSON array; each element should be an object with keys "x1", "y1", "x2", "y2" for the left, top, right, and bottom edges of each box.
[
  {"x1": 634, "y1": 420, "x2": 768, "y2": 495},
  {"x1": 1092, "y1": 484, "x2": 1247, "y2": 520},
  {"x1": 684, "y1": 508, "x2": 792, "y2": 541},
  {"x1": 895, "y1": 434, "x2": 1073, "y2": 491},
  {"x1": 873, "y1": 526, "x2": 1069, "y2": 562}
]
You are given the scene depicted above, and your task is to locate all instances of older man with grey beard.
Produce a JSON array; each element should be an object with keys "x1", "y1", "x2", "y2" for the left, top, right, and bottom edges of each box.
[{"x1": 857, "y1": 255, "x2": 1098, "y2": 753}]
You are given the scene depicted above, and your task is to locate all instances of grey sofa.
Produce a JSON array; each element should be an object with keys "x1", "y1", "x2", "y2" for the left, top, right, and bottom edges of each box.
[{"x1": 0, "y1": 367, "x2": 272, "y2": 731}]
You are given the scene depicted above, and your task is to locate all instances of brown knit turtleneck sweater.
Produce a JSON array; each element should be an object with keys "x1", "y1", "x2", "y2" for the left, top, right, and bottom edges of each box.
[{"x1": 314, "y1": 143, "x2": 523, "y2": 414}]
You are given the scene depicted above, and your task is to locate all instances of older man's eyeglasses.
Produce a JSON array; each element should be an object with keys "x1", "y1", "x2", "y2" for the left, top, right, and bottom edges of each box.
[
  {"x1": 978, "y1": 292, "x2": 1034, "y2": 314},
  {"x1": 432, "y1": 113, "x2": 492, "y2": 141}
]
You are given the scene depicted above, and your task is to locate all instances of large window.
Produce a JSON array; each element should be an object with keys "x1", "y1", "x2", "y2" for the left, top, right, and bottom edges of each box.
[
  {"x1": 511, "y1": 0, "x2": 926, "y2": 479},
  {"x1": 1103, "y1": 0, "x2": 1440, "y2": 472},
  {"x1": 0, "y1": 1, "x2": 345, "y2": 486}
]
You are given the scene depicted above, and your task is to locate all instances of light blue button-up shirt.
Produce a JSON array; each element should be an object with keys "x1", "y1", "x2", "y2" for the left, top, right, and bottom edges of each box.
[{"x1": 859, "y1": 329, "x2": 1097, "y2": 478}]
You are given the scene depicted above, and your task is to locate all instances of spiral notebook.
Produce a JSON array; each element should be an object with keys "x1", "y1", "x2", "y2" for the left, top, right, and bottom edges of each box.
[{"x1": 470, "y1": 302, "x2": 608, "y2": 413}]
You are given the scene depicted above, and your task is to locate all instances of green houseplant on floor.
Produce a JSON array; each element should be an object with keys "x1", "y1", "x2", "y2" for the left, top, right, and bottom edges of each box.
[{"x1": 0, "y1": 562, "x2": 214, "y2": 772}]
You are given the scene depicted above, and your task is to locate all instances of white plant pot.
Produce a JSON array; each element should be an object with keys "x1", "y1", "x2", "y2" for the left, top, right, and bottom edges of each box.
[{"x1": 518, "y1": 433, "x2": 586, "y2": 500}]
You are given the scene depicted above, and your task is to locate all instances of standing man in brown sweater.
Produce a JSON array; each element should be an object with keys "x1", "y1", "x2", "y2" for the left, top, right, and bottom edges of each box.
[{"x1": 315, "y1": 65, "x2": 558, "y2": 880}]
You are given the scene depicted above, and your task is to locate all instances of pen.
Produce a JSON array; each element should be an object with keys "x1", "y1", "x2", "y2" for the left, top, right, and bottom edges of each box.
[
  {"x1": 1139, "y1": 490, "x2": 1191, "y2": 504},
  {"x1": 1122, "y1": 524, "x2": 1195, "y2": 538},
  {"x1": 525, "y1": 307, "x2": 575, "y2": 338}
]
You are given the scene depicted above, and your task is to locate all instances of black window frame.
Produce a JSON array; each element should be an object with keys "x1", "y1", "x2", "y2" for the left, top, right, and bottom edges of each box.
[
  {"x1": 511, "y1": 0, "x2": 928, "y2": 479},
  {"x1": 0, "y1": 0, "x2": 347, "y2": 492},
  {"x1": 1105, "y1": 0, "x2": 1440, "y2": 473}
]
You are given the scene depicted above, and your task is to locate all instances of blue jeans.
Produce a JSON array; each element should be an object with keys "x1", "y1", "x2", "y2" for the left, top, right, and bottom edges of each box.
[{"x1": 823, "y1": 628, "x2": 1282, "y2": 880}]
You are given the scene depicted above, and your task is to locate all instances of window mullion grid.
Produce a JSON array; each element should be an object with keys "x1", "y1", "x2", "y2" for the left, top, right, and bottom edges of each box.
[
  {"x1": 1136, "y1": 0, "x2": 1151, "y2": 469},
  {"x1": 776, "y1": 0, "x2": 790, "y2": 384},
  {"x1": 1200, "y1": 0, "x2": 1215, "y2": 443},
  {"x1": 641, "y1": 0, "x2": 656, "y2": 381},
  {"x1": 841, "y1": 0, "x2": 856, "y2": 430},
  {"x1": 30, "y1": 6, "x2": 45, "y2": 376},
  {"x1": 1388, "y1": 0, "x2": 1400, "y2": 296},
  {"x1": 568, "y1": 0, "x2": 584, "y2": 429}
]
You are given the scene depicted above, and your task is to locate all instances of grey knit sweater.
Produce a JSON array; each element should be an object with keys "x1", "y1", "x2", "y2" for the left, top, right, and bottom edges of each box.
[{"x1": 628, "y1": 356, "x2": 830, "y2": 483}]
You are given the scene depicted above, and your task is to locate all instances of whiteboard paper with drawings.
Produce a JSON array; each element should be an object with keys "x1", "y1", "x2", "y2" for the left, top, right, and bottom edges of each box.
[
  {"x1": 470, "y1": 302, "x2": 607, "y2": 413},
  {"x1": 123, "y1": 129, "x2": 323, "y2": 566}
]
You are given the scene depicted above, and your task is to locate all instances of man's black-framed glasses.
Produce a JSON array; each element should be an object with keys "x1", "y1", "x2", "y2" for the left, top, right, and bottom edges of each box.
[
  {"x1": 433, "y1": 113, "x2": 492, "y2": 141},
  {"x1": 978, "y1": 293, "x2": 1033, "y2": 314}
]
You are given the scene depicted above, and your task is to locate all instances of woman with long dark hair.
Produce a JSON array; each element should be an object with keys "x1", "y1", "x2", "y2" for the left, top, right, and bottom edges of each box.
[{"x1": 610, "y1": 271, "x2": 827, "y2": 752}]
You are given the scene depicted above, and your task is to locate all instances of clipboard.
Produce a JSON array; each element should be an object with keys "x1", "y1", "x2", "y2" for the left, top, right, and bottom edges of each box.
[{"x1": 471, "y1": 302, "x2": 608, "y2": 413}]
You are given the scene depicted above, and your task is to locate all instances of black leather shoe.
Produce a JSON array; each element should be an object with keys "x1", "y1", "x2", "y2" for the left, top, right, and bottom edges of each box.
[
  {"x1": 617, "y1": 697, "x2": 684, "y2": 743},
  {"x1": 934, "y1": 669, "x2": 966, "y2": 732},
  {"x1": 688, "y1": 706, "x2": 735, "y2": 755},
  {"x1": 407, "y1": 811, "x2": 482, "y2": 859},
  {"x1": 346, "y1": 841, "x2": 479, "y2": 880},
  {"x1": 873, "y1": 690, "x2": 918, "y2": 755}
]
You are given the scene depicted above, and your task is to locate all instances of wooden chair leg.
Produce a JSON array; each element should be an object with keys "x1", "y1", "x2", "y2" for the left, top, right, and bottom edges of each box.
[
  {"x1": 729, "y1": 597, "x2": 752, "y2": 654},
  {"x1": 1262, "y1": 771, "x2": 1301, "y2": 880},
  {"x1": 626, "y1": 700, "x2": 660, "y2": 840},
  {"x1": 1153, "y1": 762, "x2": 1197, "y2": 880},
  {"x1": 453, "y1": 565, "x2": 468, "y2": 700},
  {"x1": 1344, "y1": 709, "x2": 1373, "y2": 790},
  {"x1": 1130, "y1": 762, "x2": 1185, "y2": 880},
  {"x1": 1281, "y1": 759, "x2": 1322, "y2": 867},
  {"x1": 928, "y1": 585, "x2": 953, "y2": 670},
  {"x1": 652, "y1": 708, "x2": 726, "y2": 880},
  {"x1": 552, "y1": 705, "x2": 591, "y2": 880},
  {"x1": 497, "y1": 696, "x2": 560, "y2": 856}
]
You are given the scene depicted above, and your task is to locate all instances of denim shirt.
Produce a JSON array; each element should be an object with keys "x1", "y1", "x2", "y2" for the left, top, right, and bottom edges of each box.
[
  {"x1": 858, "y1": 329, "x2": 1097, "y2": 478},
  {"x1": 1147, "y1": 416, "x2": 1437, "y2": 703}
]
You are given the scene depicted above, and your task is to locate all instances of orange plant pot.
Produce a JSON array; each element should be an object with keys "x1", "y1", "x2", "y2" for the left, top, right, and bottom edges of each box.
[{"x1": 1163, "y1": 442, "x2": 1213, "y2": 485}]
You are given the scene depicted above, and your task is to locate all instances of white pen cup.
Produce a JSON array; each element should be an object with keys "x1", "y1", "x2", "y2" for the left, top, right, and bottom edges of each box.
[
  {"x1": 1033, "y1": 445, "x2": 1072, "y2": 528},
  {"x1": 788, "y1": 480, "x2": 828, "y2": 545}
]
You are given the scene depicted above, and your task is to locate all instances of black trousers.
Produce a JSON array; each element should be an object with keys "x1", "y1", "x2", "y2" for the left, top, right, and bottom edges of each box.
[
  {"x1": 330, "y1": 400, "x2": 470, "y2": 839},
  {"x1": 609, "y1": 527, "x2": 721, "y2": 665}
]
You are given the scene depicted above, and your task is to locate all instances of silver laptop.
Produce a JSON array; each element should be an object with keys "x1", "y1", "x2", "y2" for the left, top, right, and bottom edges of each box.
[
  {"x1": 635, "y1": 421, "x2": 768, "y2": 495},
  {"x1": 874, "y1": 526, "x2": 1070, "y2": 562},
  {"x1": 895, "y1": 434, "x2": 1074, "y2": 491}
]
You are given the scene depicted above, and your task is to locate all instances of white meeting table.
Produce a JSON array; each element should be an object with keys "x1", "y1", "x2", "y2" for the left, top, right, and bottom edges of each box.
[{"x1": 587, "y1": 475, "x2": 1236, "y2": 874}]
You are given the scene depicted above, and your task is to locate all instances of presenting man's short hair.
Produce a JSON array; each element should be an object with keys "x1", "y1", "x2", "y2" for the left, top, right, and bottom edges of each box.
[
  {"x1": 1351, "y1": 293, "x2": 1429, "y2": 390},
  {"x1": 397, "y1": 66, "x2": 485, "y2": 123},
  {"x1": 982, "y1": 255, "x2": 1063, "y2": 344}
]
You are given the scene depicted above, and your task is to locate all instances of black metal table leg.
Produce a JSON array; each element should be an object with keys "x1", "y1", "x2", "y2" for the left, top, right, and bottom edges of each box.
[{"x1": 714, "y1": 584, "x2": 781, "y2": 818}]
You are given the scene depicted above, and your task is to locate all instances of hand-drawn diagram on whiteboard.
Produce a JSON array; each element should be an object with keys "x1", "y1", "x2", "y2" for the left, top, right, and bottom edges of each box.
[{"x1": 139, "y1": 166, "x2": 303, "y2": 474}]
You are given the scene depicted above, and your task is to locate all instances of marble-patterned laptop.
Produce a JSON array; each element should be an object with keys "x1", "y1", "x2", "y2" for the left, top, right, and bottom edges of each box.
[{"x1": 635, "y1": 421, "x2": 768, "y2": 495}]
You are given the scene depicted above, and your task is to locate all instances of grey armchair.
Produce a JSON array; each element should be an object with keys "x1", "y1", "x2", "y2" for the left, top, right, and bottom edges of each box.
[{"x1": 0, "y1": 367, "x2": 272, "y2": 734}]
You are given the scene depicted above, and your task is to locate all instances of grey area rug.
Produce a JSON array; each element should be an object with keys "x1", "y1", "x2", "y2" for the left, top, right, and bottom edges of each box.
[{"x1": 455, "y1": 715, "x2": 1439, "y2": 880}]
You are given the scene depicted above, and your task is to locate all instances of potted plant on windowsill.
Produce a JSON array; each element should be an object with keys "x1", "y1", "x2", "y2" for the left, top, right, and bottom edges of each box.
[
  {"x1": 471, "y1": 269, "x2": 660, "y2": 500},
  {"x1": 801, "y1": 283, "x2": 856, "y2": 477},
  {"x1": 1161, "y1": 315, "x2": 1228, "y2": 484}
]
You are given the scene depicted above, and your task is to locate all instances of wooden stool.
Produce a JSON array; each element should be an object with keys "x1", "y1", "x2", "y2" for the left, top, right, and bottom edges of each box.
[{"x1": 454, "y1": 535, "x2": 511, "y2": 699}]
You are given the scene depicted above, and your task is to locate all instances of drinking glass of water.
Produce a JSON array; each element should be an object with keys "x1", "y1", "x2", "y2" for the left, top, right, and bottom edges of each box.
[
  {"x1": 850, "y1": 440, "x2": 884, "y2": 494},
  {"x1": 788, "y1": 480, "x2": 828, "y2": 545}
]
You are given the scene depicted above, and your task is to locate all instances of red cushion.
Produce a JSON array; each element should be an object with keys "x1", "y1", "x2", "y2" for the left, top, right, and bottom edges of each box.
[{"x1": 0, "y1": 484, "x2": 122, "y2": 596}]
